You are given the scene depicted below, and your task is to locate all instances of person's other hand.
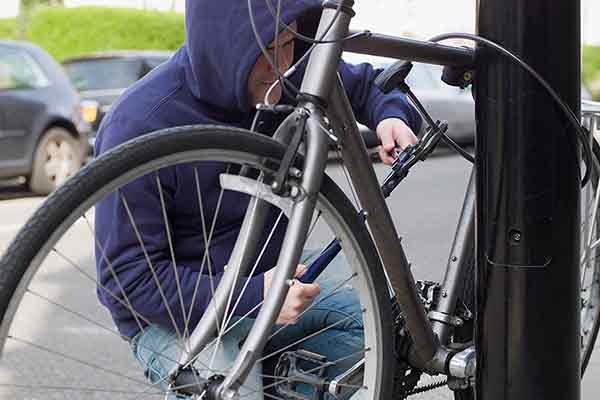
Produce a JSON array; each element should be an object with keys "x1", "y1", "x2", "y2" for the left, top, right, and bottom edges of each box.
[
  {"x1": 376, "y1": 118, "x2": 418, "y2": 165},
  {"x1": 264, "y1": 264, "x2": 320, "y2": 325}
]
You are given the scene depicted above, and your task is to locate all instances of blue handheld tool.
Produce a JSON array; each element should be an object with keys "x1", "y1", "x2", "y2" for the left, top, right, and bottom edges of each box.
[{"x1": 297, "y1": 145, "x2": 414, "y2": 284}]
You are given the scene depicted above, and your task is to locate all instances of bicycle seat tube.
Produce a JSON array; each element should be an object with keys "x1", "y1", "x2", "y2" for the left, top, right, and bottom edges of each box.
[{"x1": 327, "y1": 77, "x2": 441, "y2": 369}]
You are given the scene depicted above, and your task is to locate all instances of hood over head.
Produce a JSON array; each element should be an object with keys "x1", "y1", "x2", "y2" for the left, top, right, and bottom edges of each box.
[{"x1": 182, "y1": 0, "x2": 323, "y2": 113}]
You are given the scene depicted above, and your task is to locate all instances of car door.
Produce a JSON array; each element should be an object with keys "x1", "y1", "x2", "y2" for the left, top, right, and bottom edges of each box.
[{"x1": 0, "y1": 46, "x2": 48, "y2": 172}]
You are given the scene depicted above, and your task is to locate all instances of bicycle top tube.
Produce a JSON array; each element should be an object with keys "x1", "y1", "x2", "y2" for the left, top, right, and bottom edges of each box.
[{"x1": 343, "y1": 30, "x2": 476, "y2": 67}]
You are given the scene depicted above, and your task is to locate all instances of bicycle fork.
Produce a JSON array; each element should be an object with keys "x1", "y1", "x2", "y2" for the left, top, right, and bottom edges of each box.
[{"x1": 166, "y1": 105, "x2": 333, "y2": 399}]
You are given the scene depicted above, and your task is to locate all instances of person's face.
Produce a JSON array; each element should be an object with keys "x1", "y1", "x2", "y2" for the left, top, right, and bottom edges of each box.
[{"x1": 247, "y1": 22, "x2": 296, "y2": 107}]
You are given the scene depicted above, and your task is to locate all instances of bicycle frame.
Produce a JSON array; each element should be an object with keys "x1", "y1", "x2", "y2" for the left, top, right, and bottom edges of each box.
[{"x1": 173, "y1": 2, "x2": 478, "y2": 396}]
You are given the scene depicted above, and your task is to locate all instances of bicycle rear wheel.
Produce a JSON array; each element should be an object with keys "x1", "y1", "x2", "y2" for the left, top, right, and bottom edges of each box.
[
  {"x1": 579, "y1": 138, "x2": 600, "y2": 372},
  {"x1": 452, "y1": 135, "x2": 600, "y2": 400},
  {"x1": 0, "y1": 126, "x2": 400, "y2": 400}
]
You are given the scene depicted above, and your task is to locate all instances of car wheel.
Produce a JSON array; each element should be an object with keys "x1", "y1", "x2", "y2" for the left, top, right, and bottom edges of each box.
[{"x1": 29, "y1": 127, "x2": 83, "y2": 195}]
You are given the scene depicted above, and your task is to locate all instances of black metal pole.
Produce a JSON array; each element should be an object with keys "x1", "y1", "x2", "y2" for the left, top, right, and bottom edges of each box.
[{"x1": 475, "y1": 0, "x2": 581, "y2": 399}]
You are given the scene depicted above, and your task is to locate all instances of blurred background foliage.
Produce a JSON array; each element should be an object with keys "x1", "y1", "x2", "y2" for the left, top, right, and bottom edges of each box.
[
  {"x1": 583, "y1": 46, "x2": 600, "y2": 99},
  {"x1": 0, "y1": 5, "x2": 598, "y2": 99},
  {"x1": 1, "y1": 6, "x2": 184, "y2": 60}
]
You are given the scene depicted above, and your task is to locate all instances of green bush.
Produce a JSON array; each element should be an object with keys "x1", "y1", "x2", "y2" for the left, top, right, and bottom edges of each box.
[
  {"x1": 20, "y1": 6, "x2": 185, "y2": 61},
  {"x1": 0, "y1": 18, "x2": 17, "y2": 39},
  {"x1": 29, "y1": 7, "x2": 185, "y2": 61},
  {"x1": 583, "y1": 46, "x2": 600, "y2": 100}
]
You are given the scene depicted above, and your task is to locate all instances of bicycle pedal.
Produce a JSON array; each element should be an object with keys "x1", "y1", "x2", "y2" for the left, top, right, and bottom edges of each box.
[{"x1": 274, "y1": 350, "x2": 329, "y2": 400}]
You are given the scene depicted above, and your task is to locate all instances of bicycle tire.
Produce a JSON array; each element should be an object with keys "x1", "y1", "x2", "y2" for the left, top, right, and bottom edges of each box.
[{"x1": 0, "y1": 125, "x2": 401, "y2": 400}]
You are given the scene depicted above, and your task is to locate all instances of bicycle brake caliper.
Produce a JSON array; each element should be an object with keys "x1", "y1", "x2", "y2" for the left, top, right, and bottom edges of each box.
[{"x1": 271, "y1": 109, "x2": 309, "y2": 196}]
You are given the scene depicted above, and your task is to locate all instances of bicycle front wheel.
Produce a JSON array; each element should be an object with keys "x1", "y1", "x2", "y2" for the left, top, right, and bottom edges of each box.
[{"x1": 0, "y1": 126, "x2": 399, "y2": 400}]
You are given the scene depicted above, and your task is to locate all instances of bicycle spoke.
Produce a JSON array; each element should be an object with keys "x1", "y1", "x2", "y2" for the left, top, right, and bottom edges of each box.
[
  {"x1": 120, "y1": 191, "x2": 184, "y2": 341},
  {"x1": 0, "y1": 383, "x2": 165, "y2": 396},
  {"x1": 85, "y1": 210, "x2": 192, "y2": 393},
  {"x1": 24, "y1": 289, "x2": 185, "y2": 367},
  {"x1": 211, "y1": 194, "x2": 265, "y2": 364},
  {"x1": 589, "y1": 237, "x2": 600, "y2": 252},
  {"x1": 181, "y1": 300, "x2": 265, "y2": 371},
  {"x1": 241, "y1": 347, "x2": 370, "y2": 398},
  {"x1": 156, "y1": 173, "x2": 190, "y2": 339},
  {"x1": 52, "y1": 245, "x2": 153, "y2": 332},
  {"x1": 263, "y1": 391, "x2": 289, "y2": 400},
  {"x1": 586, "y1": 175, "x2": 600, "y2": 249},
  {"x1": 187, "y1": 166, "x2": 228, "y2": 338},
  {"x1": 223, "y1": 301, "x2": 263, "y2": 336},
  {"x1": 267, "y1": 272, "x2": 357, "y2": 341},
  {"x1": 181, "y1": 278, "x2": 362, "y2": 394},
  {"x1": 133, "y1": 340, "x2": 223, "y2": 400},
  {"x1": 118, "y1": 189, "x2": 210, "y2": 394},
  {"x1": 306, "y1": 210, "x2": 322, "y2": 241},
  {"x1": 258, "y1": 309, "x2": 365, "y2": 363},
  {"x1": 222, "y1": 210, "x2": 284, "y2": 330},
  {"x1": 580, "y1": 247, "x2": 600, "y2": 266},
  {"x1": 82, "y1": 215, "x2": 148, "y2": 335},
  {"x1": 7, "y1": 335, "x2": 154, "y2": 389},
  {"x1": 260, "y1": 373, "x2": 366, "y2": 390}
]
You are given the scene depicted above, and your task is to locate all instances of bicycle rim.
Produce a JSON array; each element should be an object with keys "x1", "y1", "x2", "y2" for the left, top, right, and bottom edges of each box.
[
  {"x1": 580, "y1": 137, "x2": 600, "y2": 372},
  {"x1": 0, "y1": 127, "x2": 395, "y2": 400}
]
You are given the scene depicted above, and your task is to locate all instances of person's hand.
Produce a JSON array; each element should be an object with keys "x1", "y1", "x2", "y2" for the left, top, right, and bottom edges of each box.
[
  {"x1": 376, "y1": 118, "x2": 418, "y2": 165},
  {"x1": 264, "y1": 264, "x2": 320, "y2": 325}
]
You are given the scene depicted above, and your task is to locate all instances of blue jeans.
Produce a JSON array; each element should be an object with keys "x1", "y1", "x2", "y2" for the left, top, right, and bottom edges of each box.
[{"x1": 130, "y1": 249, "x2": 364, "y2": 399}]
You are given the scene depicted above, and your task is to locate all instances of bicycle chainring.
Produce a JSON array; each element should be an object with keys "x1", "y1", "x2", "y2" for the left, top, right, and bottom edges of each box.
[{"x1": 390, "y1": 298, "x2": 422, "y2": 398}]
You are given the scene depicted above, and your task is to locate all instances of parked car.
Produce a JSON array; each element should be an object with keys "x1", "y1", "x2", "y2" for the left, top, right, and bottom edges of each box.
[
  {"x1": 62, "y1": 51, "x2": 173, "y2": 145},
  {"x1": 357, "y1": 62, "x2": 475, "y2": 148},
  {"x1": 362, "y1": 62, "x2": 595, "y2": 148},
  {"x1": 0, "y1": 40, "x2": 91, "y2": 194}
]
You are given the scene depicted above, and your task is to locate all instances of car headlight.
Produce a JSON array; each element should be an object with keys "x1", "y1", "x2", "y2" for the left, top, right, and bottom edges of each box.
[{"x1": 79, "y1": 100, "x2": 99, "y2": 124}]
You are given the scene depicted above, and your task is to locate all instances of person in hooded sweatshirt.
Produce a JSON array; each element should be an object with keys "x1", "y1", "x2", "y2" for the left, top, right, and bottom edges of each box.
[{"x1": 94, "y1": 0, "x2": 422, "y2": 398}]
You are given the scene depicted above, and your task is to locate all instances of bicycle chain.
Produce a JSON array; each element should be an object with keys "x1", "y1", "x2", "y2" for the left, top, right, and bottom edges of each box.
[
  {"x1": 391, "y1": 283, "x2": 457, "y2": 398},
  {"x1": 407, "y1": 377, "x2": 448, "y2": 396}
]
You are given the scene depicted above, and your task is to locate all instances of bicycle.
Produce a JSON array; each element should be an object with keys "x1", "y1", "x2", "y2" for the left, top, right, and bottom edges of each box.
[{"x1": 0, "y1": 1, "x2": 599, "y2": 399}]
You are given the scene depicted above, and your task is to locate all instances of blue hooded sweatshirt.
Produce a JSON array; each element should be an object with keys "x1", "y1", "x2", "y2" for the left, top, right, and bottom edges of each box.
[{"x1": 95, "y1": 0, "x2": 422, "y2": 340}]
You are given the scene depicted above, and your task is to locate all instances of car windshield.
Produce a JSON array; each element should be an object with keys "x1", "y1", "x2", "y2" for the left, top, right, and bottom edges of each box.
[
  {"x1": 0, "y1": 46, "x2": 50, "y2": 90},
  {"x1": 63, "y1": 58, "x2": 142, "y2": 91}
]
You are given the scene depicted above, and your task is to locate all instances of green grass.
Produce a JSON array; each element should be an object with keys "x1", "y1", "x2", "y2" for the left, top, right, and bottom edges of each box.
[
  {"x1": 0, "y1": 18, "x2": 17, "y2": 40},
  {"x1": 26, "y1": 6, "x2": 185, "y2": 61}
]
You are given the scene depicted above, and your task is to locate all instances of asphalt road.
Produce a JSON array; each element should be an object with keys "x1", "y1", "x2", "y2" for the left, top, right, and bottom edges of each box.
[{"x1": 0, "y1": 150, "x2": 597, "y2": 399}]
